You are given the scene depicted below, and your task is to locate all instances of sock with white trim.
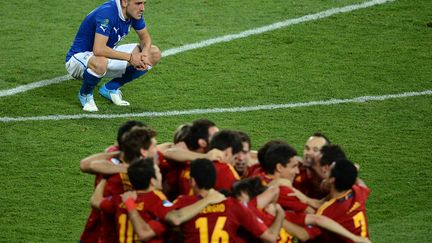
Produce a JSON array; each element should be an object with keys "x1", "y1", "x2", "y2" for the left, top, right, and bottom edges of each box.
[
  {"x1": 80, "y1": 69, "x2": 103, "y2": 95},
  {"x1": 105, "y1": 65, "x2": 151, "y2": 90}
]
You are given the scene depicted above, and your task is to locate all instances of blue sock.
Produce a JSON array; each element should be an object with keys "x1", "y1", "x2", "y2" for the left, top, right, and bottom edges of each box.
[
  {"x1": 80, "y1": 69, "x2": 102, "y2": 95},
  {"x1": 105, "y1": 66, "x2": 149, "y2": 90}
]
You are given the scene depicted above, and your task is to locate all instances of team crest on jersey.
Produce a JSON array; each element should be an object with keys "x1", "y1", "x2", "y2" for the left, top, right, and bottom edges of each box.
[
  {"x1": 99, "y1": 19, "x2": 109, "y2": 32},
  {"x1": 101, "y1": 19, "x2": 109, "y2": 27}
]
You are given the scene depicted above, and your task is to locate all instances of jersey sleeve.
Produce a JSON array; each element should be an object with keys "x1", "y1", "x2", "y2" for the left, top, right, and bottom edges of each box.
[
  {"x1": 234, "y1": 200, "x2": 268, "y2": 237},
  {"x1": 304, "y1": 224, "x2": 322, "y2": 239},
  {"x1": 94, "y1": 10, "x2": 115, "y2": 37},
  {"x1": 132, "y1": 17, "x2": 146, "y2": 31},
  {"x1": 147, "y1": 219, "x2": 166, "y2": 236},
  {"x1": 285, "y1": 211, "x2": 307, "y2": 226},
  {"x1": 172, "y1": 195, "x2": 195, "y2": 209},
  {"x1": 214, "y1": 162, "x2": 239, "y2": 191},
  {"x1": 150, "y1": 191, "x2": 175, "y2": 220},
  {"x1": 99, "y1": 195, "x2": 119, "y2": 214},
  {"x1": 353, "y1": 185, "x2": 371, "y2": 204},
  {"x1": 278, "y1": 186, "x2": 308, "y2": 212}
]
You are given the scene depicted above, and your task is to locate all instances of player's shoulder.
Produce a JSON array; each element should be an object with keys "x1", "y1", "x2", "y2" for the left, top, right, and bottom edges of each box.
[
  {"x1": 172, "y1": 195, "x2": 199, "y2": 209},
  {"x1": 93, "y1": 0, "x2": 119, "y2": 20},
  {"x1": 352, "y1": 185, "x2": 371, "y2": 201},
  {"x1": 224, "y1": 197, "x2": 245, "y2": 209},
  {"x1": 151, "y1": 190, "x2": 168, "y2": 201},
  {"x1": 279, "y1": 185, "x2": 294, "y2": 193}
]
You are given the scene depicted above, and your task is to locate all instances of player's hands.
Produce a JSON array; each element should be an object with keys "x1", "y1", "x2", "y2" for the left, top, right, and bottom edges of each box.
[
  {"x1": 204, "y1": 149, "x2": 224, "y2": 161},
  {"x1": 205, "y1": 189, "x2": 226, "y2": 204},
  {"x1": 129, "y1": 52, "x2": 147, "y2": 70},
  {"x1": 121, "y1": 190, "x2": 137, "y2": 202},
  {"x1": 274, "y1": 203, "x2": 285, "y2": 216},
  {"x1": 264, "y1": 203, "x2": 276, "y2": 216},
  {"x1": 141, "y1": 53, "x2": 152, "y2": 68}
]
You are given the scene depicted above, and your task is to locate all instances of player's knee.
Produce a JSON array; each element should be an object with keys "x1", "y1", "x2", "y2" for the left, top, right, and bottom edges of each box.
[
  {"x1": 150, "y1": 45, "x2": 161, "y2": 66},
  {"x1": 88, "y1": 56, "x2": 108, "y2": 76}
]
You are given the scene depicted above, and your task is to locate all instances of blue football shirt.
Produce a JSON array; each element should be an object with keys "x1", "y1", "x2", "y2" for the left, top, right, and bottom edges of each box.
[{"x1": 66, "y1": 0, "x2": 145, "y2": 61}]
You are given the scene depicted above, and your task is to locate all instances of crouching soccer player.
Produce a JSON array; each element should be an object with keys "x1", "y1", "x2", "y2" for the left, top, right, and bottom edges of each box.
[{"x1": 65, "y1": 0, "x2": 161, "y2": 112}]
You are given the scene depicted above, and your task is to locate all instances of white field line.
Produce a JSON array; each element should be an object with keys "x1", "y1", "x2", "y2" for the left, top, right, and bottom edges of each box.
[
  {"x1": 1, "y1": 89, "x2": 430, "y2": 123},
  {"x1": 0, "y1": 0, "x2": 395, "y2": 98}
]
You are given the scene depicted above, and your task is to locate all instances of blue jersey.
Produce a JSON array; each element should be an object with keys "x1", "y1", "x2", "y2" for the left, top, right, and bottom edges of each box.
[{"x1": 66, "y1": 0, "x2": 145, "y2": 61}]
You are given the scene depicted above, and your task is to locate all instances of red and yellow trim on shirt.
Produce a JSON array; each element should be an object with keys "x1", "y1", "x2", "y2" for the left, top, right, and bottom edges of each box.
[{"x1": 316, "y1": 189, "x2": 353, "y2": 215}]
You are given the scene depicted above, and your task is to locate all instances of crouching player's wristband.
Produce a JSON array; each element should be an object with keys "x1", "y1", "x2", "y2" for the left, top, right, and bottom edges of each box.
[{"x1": 125, "y1": 198, "x2": 136, "y2": 212}]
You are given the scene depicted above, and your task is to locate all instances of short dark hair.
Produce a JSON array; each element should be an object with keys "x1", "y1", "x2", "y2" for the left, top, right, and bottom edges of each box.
[
  {"x1": 237, "y1": 131, "x2": 251, "y2": 150},
  {"x1": 263, "y1": 143, "x2": 297, "y2": 174},
  {"x1": 173, "y1": 123, "x2": 192, "y2": 144},
  {"x1": 117, "y1": 120, "x2": 147, "y2": 146},
  {"x1": 232, "y1": 177, "x2": 266, "y2": 199},
  {"x1": 320, "y1": 144, "x2": 347, "y2": 166},
  {"x1": 127, "y1": 158, "x2": 156, "y2": 190},
  {"x1": 184, "y1": 119, "x2": 216, "y2": 151},
  {"x1": 120, "y1": 127, "x2": 157, "y2": 163},
  {"x1": 330, "y1": 159, "x2": 357, "y2": 191},
  {"x1": 311, "y1": 132, "x2": 331, "y2": 145},
  {"x1": 257, "y1": 140, "x2": 288, "y2": 168},
  {"x1": 190, "y1": 159, "x2": 216, "y2": 190},
  {"x1": 209, "y1": 130, "x2": 243, "y2": 155}
]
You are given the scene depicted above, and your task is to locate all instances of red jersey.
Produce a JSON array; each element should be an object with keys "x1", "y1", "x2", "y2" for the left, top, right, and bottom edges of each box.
[
  {"x1": 246, "y1": 198, "x2": 294, "y2": 243},
  {"x1": 244, "y1": 163, "x2": 265, "y2": 178},
  {"x1": 257, "y1": 175, "x2": 309, "y2": 213},
  {"x1": 173, "y1": 196, "x2": 268, "y2": 243},
  {"x1": 178, "y1": 160, "x2": 240, "y2": 195},
  {"x1": 100, "y1": 190, "x2": 173, "y2": 243},
  {"x1": 307, "y1": 185, "x2": 371, "y2": 242},
  {"x1": 213, "y1": 160, "x2": 240, "y2": 191},
  {"x1": 177, "y1": 162, "x2": 194, "y2": 196},
  {"x1": 293, "y1": 167, "x2": 327, "y2": 199},
  {"x1": 98, "y1": 172, "x2": 133, "y2": 243},
  {"x1": 158, "y1": 151, "x2": 188, "y2": 201},
  {"x1": 278, "y1": 186, "x2": 309, "y2": 213},
  {"x1": 80, "y1": 146, "x2": 121, "y2": 243}
]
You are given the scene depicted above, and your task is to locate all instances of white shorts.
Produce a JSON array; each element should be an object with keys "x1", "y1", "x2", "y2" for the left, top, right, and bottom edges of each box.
[{"x1": 65, "y1": 43, "x2": 138, "y2": 79}]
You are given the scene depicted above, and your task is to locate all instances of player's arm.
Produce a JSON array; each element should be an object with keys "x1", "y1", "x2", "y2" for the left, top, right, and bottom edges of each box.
[
  {"x1": 287, "y1": 187, "x2": 324, "y2": 209},
  {"x1": 135, "y1": 28, "x2": 152, "y2": 63},
  {"x1": 259, "y1": 204, "x2": 285, "y2": 243},
  {"x1": 282, "y1": 220, "x2": 310, "y2": 241},
  {"x1": 256, "y1": 185, "x2": 279, "y2": 209},
  {"x1": 80, "y1": 151, "x2": 127, "y2": 175},
  {"x1": 306, "y1": 215, "x2": 371, "y2": 243},
  {"x1": 93, "y1": 33, "x2": 145, "y2": 68},
  {"x1": 282, "y1": 214, "x2": 371, "y2": 243},
  {"x1": 248, "y1": 150, "x2": 258, "y2": 165},
  {"x1": 162, "y1": 147, "x2": 224, "y2": 163},
  {"x1": 90, "y1": 179, "x2": 106, "y2": 209},
  {"x1": 157, "y1": 142, "x2": 174, "y2": 151},
  {"x1": 165, "y1": 189, "x2": 225, "y2": 226},
  {"x1": 122, "y1": 191, "x2": 158, "y2": 241}
]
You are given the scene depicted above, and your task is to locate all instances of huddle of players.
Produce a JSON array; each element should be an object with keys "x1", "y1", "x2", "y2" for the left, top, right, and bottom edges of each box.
[{"x1": 79, "y1": 119, "x2": 372, "y2": 243}]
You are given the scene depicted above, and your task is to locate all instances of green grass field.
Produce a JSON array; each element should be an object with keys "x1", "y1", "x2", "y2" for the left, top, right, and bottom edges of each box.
[{"x1": 0, "y1": 0, "x2": 431, "y2": 242}]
